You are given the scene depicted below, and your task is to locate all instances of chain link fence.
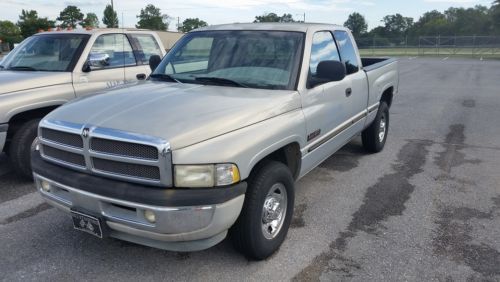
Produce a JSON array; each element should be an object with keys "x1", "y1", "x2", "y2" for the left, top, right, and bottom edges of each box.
[{"x1": 356, "y1": 36, "x2": 500, "y2": 58}]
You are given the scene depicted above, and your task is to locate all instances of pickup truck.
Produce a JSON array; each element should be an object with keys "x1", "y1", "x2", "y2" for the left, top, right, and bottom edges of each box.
[
  {"x1": 0, "y1": 29, "x2": 166, "y2": 178},
  {"x1": 32, "y1": 23, "x2": 398, "y2": 260}
]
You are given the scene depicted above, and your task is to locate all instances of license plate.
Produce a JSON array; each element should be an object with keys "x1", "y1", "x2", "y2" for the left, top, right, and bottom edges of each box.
[{"x1": 71, "y1": 210, "x2": 103, "y2": 238}]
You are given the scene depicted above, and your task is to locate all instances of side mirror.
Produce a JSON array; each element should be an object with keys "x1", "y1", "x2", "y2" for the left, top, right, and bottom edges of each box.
[
  {"x1": 317, "y1": 60, "x2": 346, "y2": 82},
  {"x1": 84, "y1": 52, "x2": 110, "y2": 72},
  {"x1": 149, "y1": 55, "x2": 161, "y2": 71}
]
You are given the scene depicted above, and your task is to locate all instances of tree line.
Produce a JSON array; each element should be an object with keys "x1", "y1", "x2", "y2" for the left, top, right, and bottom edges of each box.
[
  {"x1": 344, "y1": 1, "x2": 500, "y2": 39},
  {"x1": 0, "y1": 4, "x2": 208, "y2": 48}
]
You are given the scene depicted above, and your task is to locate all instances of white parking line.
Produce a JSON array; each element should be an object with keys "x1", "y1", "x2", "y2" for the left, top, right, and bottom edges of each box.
[
  {"x1": 0, "y1": 192, "x2": 45, "y2": 224},
  {"x1": 442, "y1": 57, "x2": 449, "y2": 61},
  {"x1": 408, "y1": 57, "x2": 418, "y2": 60}
]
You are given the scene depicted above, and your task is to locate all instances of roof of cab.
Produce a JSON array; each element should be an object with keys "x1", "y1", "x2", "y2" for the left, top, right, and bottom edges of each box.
[
  {"x1": 33, "y1": 28, "x2": 158, "y2": 36},
  {"x1": 194, "y1": 22, "x2": 345, "y2": 33}
]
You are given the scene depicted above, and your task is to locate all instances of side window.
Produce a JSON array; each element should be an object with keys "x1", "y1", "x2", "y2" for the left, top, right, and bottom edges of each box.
[
  {"x1": 309, "y1": 31, "x2": 340, "y2": 78},
  {"x1": 333, "y1": 31, "x2": 359, "y2": 75},
  {"x1": 166, "y1": 37, "x2": 213, "y2": 74},
  {"x1": 129, "y1": 34, "x2": 162, "y2": 65},
  {"x1": 88, "y1": 34, "x2": 136, "y2": 70}
]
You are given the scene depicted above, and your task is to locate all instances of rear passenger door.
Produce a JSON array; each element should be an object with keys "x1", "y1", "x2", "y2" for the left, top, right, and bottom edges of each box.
[
  {"x1": 126, "y1": 33, "x2": 164, "y2": 84},
  {"x1": 73, "y1": 33, "x2": 136, "y2": 97}
]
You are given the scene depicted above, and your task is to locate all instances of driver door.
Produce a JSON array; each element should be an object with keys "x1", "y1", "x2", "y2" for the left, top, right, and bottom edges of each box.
[{"x1": 73, "y1": 33, "x2": 136, "y2": 97}]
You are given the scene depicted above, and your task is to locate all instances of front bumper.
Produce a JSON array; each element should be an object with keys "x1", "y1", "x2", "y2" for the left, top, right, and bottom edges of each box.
[{"x1": 32, "y1": 152, "x2": 246, "y2": 251}]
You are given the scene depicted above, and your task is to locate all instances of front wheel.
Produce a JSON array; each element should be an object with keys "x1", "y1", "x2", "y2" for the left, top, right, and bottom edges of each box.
[
  {"x1": 8, "y1": 119, "x2": 40, "y2": 179},
  {"x1": 362, "y1": 102, "x2": 389, "y2": 153},
  {"x1": 230, "y1": 161, "x2": 295, "y2": 260}
]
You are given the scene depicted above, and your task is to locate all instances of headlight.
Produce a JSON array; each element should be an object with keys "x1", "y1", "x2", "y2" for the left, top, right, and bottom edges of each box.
[{"x1": 174, "y1": 164, "x2": 240, "y2": 188}]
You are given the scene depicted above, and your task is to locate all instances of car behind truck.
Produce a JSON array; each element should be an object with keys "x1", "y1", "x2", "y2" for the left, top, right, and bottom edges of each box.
[
  {"x1": 32, "y1": 23, "x2": 398, "y2": 259},
  {"x1": 0, "y1": 29, "x2": 166, "y2": 178}
]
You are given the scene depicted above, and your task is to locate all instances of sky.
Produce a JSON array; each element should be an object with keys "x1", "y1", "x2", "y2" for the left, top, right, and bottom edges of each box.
[{"x1": 0, "y1": 0, "x2": 494, "y2": 31}]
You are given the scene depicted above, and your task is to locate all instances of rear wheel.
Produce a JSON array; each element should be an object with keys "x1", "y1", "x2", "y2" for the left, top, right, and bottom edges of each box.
[
  {"x1": 362, "y1": 102, "x2": 389, "y2": 153},
  {"x1": 8, "y1": 119, "x2": 40, "y2": 179},
  {"x1": 230, "y1": 161, "x2": 295, "y2": 260}
]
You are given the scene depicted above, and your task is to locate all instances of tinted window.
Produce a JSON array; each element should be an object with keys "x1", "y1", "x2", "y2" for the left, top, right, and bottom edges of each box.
[
  {"x1": 130, "y1": 34, "x2": 162, "y2": 65},
  {"x1": 89, "y1": 34, "x2": 136, "y2": 69},
  {"x1": 309, "y1": 31, "x2": 340, "y2": 78},
  {"x1": 333, "y1": 31, "x2": 359, "y2": 75},
  {"x1": 153, "y1": 31, "x2": 304, "y2": 90}
]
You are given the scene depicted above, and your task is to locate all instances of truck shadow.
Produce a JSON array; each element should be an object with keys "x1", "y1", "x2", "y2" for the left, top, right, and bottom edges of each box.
[{"x1": 318, "y1": 137, "x2": 365, "y2": 172}]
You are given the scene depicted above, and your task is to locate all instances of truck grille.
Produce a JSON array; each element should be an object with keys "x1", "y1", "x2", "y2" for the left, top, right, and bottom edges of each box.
[
  {"x1": 43, "y1": 146, "x2": 86, "y2": 167},
  {"x1": 92, "y1": 158, "x2": 161, "y2": 180},
  {"x1": 38, "y1": 120, "x2": 172, "y2": 187},
  {"x1": 41, "y1": 128, "x2": 83, "y2": 148},
  {"x1": 90, "y1": 138, "x2": 158, "y2": 160}
]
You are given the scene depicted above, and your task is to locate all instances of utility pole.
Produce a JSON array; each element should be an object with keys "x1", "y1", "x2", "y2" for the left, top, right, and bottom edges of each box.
[
  {"x1": 303, "y1": 13, "x2": 306, "y2": 23},
  {"x1": 111, "y1": 0, "x2": 114, "y2": 9}
]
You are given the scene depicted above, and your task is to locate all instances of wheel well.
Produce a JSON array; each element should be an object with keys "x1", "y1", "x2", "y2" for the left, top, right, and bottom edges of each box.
[
  {"x1": 252, "y1": 143, "x2": 302, "y2": 180},
  {"x1": 380, "y1": 87, "x2": 394, "y2": 108},
  {"x1": 5, "y1": 106, "x2": 60, "y2": 146}
]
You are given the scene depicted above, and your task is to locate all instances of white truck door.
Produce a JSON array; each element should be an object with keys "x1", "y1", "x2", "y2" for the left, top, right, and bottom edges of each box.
[
  {"x1": 332, "y1": 30, "x2": 369, "y2": 131},
  {"x1": 124, "y1": 33, "x2": 165, "y2": 85},
  {"x1": 73, "y1": 33, "x2": 136, "y2": 97},
  {"x1": 302, "y1": 31, "x2": 353, "y2": 147}
]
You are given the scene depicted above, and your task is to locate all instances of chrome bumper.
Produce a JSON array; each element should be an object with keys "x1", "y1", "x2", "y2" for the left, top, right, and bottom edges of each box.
[{"x1": 34, "y1": 173, "x2": 245, "y2": 251}]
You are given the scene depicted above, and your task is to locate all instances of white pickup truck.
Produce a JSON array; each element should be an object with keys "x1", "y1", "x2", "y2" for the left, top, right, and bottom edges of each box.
[
  {"x1": 32, "y1": 23, "x2": 398, "y2": 260},
  {"x1": 0, "y1": 29, "x2": 166, "y2": 177}
]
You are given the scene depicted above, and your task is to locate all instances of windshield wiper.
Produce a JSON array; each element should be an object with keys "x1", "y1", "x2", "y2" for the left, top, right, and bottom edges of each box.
[
  {"x1": 8, "y1": 66, "x2": 38, "y2": 71},
  {"x1": 149, "y1": 73, "x2": 181, "y2": 83},
  {"x1": 194, "y1": 76, "x2": 249, "y2": 88}
]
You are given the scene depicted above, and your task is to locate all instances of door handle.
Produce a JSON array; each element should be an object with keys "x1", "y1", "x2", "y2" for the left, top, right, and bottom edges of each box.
[
  {"x1": 345, "y1": 88, "x2": 352, "y2": 97},
  {"x1": 136, "y1": 73, "x2": 147, "y2": 80}
]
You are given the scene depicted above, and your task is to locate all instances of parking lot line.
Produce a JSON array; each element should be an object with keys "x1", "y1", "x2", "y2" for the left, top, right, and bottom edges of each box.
[{"x1": 0, "y1": 192, "x2": 46, "y2": 224}]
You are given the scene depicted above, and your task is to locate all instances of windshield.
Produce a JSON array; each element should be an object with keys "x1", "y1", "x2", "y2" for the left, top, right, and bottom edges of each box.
[
  {"x1": 152, "y1": 30, "x2": 305, "y2": 90},
  {"x1": 0, "y1": 34, "x2": 89, "y2": 72}
]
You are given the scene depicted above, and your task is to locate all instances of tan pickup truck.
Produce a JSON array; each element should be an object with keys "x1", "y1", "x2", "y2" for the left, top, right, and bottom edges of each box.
[{"x1": 0, "y1": 29, "x2": 166, "y2": 177}]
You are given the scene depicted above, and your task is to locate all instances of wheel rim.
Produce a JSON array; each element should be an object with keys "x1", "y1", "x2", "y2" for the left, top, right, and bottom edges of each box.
[
  {"x1": 261, "y1": 183, "x2": 288, "y2": 240},
  {"x1": 378, "y1": 115, "x2": 386, "y2": 143}
]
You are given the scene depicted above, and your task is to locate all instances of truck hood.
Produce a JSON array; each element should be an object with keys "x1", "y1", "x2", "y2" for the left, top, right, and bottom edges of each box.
[
  {"x1": 0, "y1": 71, "x2": 72, "y2": 95},
  {"x1": 46, "y1": 82, "x2": 302, "y2": 150}
]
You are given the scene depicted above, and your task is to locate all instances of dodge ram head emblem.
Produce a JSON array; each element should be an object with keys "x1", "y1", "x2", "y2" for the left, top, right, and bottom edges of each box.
[{"x1": 82, "y1": 128, "x2": 90, "y2": 138}]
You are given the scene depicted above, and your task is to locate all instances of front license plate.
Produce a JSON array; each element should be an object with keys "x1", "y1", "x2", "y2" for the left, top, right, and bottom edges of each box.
[{"x1": 71, "y1": 210, "x2": 103, "y2": 238}]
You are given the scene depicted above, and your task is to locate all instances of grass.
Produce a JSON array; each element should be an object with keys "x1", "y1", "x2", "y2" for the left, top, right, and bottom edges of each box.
[{"x1": 359, "y1": 47, "x2": 500, "y2": 59}]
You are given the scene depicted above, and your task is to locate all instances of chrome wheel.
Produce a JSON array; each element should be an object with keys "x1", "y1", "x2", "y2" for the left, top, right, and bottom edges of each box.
[
  {"x1": 261, "y1": 183, "x2": 287, "y2": 240},
  {"x1": 378, "y1": 115, "x2": 386, "y2": 143}
]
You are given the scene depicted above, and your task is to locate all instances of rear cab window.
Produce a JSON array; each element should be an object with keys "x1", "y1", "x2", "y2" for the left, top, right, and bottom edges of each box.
[{"x1": 129, "y1": 34, "x2": 163, "y2": 65}]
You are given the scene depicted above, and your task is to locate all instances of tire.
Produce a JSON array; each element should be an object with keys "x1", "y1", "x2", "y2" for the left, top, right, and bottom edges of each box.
[
  {"x1": 8, "y1": 119, "x2": 41, "y2": 179},
  {"x1": 362, "y1": 102, "x2": 389, "y2": 153},
  {"x1": 230, "y1": 161, "x2": 295, "y2": 260}
]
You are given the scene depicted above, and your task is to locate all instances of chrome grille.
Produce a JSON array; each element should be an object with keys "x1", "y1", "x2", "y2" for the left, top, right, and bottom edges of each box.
[
  {"x1": 92, "y1": 158, "x2": 160, "y2": 180},
  {"x1": 42, "y1": 145, "x2": 85, "y2": 167},
  {"x1": 41, "y1": 128, "x2": 83, "y2": 148},
  {"x1": 90, "y1": 138, "x2": 158, "y2": 160},
  {"x1": 38, "y1": 120, "x2": 172, "y2": 187}
]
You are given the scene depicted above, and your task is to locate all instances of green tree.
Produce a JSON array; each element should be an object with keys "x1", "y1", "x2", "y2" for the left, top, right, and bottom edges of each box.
[
  {"x1": 344, "y1": 12, "x2": 368, "y2": 38},
  {"x1": 17, "y1": 9, "x2": 55, "y2": 38},
  {"x1": 179, "y1": 18, "x2": 208, "y2": 32},
  {"x1": 57, "y1": 5, "x2": 84, "y2": 29},
  {"x1": 80, "y1": 13, "x2": 99, "y2": 28},
  {"x1": 381, "y1": 14, "x2": 414, "y2": 37},
  {"x1": 493, "y1": 0, "x2": 500, "y2": 31},
  {"x1": 0, "y1": 20, "x2": 22, "y2": 48},
  {"x1": 136, "y1": 4, "x2": 168, "y2": 31},
  {"x1": 412, "y1": 10, "x2": 449, "y2": 35},
  {"x1": 102, "y1": 4, "x2": 119, "y2": 28},
  {"x1": 254, "y1": 13, "x2": 295, "y2": 23}
]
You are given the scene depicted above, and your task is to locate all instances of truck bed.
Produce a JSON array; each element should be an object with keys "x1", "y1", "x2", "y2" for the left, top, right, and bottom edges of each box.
[
  {"x1": 361, "y1": 57, "x2": 397, "y2": 72},
  {"x1": 361, "y1": 57, "x2": 399, "y2": 108}
]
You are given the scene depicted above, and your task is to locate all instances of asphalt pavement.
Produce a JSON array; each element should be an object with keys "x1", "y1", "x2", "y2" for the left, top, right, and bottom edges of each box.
[{"x1": 1, "y1": 57, "x2": 499, "y2": 281}]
